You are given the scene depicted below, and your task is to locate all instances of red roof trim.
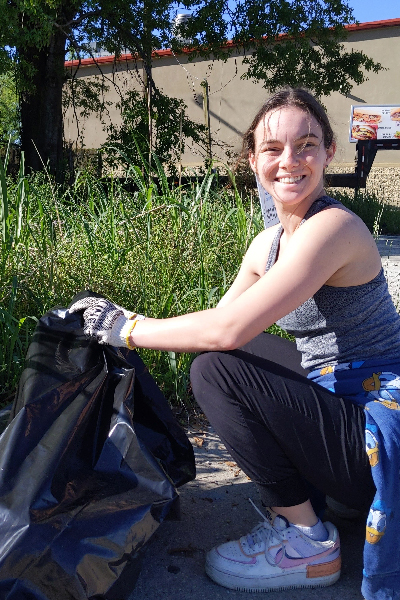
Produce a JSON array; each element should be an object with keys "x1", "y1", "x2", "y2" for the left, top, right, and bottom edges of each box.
[
  {"x1": 64, "y1": 17, "x2": 400, "y2": 68},
  {"x1": 345, "y1": 18, "x2": 400, "y2": 31}
]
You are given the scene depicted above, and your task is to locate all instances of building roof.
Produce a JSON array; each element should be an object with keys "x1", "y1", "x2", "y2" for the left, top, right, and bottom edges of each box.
[{"x1": 64, "y1": 17, "x2": 400, "y2": 69}]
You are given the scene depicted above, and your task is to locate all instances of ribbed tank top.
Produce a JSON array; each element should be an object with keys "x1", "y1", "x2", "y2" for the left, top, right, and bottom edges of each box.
[{"x1": 266, "y1": 196, "x2": 400, "y2": 370}]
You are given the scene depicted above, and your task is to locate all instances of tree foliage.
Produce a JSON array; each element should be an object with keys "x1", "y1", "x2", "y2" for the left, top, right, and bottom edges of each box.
[
  {"x1": 179, "y1": 0, "x2": 382, "y2": 97},
  {"x1": 0, "y1": 70, "x2": 19, "y2": 146},
  {"x1": 0, "y1": 0, "x2": 383, "y2": 175},
  {"x1": 103, "y1": 88, "x2": 207, "y2": 175}
]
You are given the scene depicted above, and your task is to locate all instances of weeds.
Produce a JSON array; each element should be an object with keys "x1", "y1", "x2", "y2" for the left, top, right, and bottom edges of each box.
[
  {"x1": 0, "y1": 277, "x2": 37, "y2": 402},
  {"x1": 2, "y1": 166, "x2": 399, "y2": 410},
  {"x1": 0, "y1": 159, "x2": 263, "y2": 408}
]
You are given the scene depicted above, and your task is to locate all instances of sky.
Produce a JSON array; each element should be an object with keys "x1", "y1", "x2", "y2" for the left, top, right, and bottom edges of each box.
[{"x1": 347, "y1": 0, "x2": 399, "y2": 23}]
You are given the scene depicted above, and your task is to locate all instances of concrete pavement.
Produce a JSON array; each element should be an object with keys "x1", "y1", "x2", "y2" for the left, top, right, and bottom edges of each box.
[
  {"x1": 130, "y1": 427, "x2": 366, "y2": 600},
  {"x1": 377, "y1": 235, "x2": 400, "y2": 306}
]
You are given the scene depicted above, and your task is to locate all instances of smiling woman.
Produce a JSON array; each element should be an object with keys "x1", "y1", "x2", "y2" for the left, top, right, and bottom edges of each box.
[{"x1": 69, "y1": 87, "x2": 400, "y2": 600}]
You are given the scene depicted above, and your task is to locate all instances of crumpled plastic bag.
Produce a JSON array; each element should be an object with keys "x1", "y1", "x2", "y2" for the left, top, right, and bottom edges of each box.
[{"x1": 0, "y1": 292, "x2": 195, "y2": 599}]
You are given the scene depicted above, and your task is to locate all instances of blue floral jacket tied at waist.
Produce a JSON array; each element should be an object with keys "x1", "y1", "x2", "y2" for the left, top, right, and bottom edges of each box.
[{"x1": 309, "y1": 358, "x2": 400, "y2": 600}]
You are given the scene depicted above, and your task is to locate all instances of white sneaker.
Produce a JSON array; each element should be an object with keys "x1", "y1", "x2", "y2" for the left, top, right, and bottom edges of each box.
[{"x1": 205, "y1": 510, "x2": 341, "y2": 592}]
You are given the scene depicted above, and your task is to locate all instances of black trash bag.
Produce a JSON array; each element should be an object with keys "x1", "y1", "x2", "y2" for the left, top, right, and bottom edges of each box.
[{"x1": 0, "y1": 292, "x2": 196, "y2": 600}]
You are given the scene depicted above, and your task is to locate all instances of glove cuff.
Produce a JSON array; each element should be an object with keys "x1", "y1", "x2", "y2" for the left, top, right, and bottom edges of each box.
[{"x1": 120, "y1": 314, "x2": 145, "y2": 349}]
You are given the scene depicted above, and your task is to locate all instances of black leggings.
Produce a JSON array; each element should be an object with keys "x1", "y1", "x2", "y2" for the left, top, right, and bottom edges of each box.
[{"x1": 190, "y1": 333, "x2": 375, "y2": 511}]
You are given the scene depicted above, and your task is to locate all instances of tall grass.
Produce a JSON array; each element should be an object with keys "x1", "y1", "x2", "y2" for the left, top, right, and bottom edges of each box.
[
  {"x1": 2, "y1": 157, "x2": 398, "y2": 410},
  {"x1": 331, "y1": 189, "x2": 400, "y2": 236},
  {"x1": 0, "y1": 158, "x2": 263, "y2": 409}
]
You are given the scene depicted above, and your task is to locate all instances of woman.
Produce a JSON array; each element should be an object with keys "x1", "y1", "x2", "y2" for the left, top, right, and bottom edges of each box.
[{"x1": 70, "y1": 88, "x2": 400, "y2": 600}]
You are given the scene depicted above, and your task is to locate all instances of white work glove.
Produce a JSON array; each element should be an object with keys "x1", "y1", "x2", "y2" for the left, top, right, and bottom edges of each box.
[{"x1": 68, "y1": 296, "x2": 145, "y2": 349}]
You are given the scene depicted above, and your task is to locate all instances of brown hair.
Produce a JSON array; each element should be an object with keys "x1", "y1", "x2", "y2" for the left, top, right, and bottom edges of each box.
[{"x1": 242, "y1": 87, "x2": 335, "y2": 158}]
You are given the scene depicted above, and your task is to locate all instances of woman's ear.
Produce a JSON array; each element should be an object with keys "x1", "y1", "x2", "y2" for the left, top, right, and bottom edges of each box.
[
  {"x1": 325, "y1": 142, "x2": 336, "y2": 167},
  {"x1": 249, "y1": 152, "x2": 257, "y2": 174}
]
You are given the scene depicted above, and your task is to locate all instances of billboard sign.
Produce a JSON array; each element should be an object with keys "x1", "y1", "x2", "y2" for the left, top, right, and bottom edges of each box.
[{"x1": 349, "y1": 105, "x2": 400, "y2": 142}]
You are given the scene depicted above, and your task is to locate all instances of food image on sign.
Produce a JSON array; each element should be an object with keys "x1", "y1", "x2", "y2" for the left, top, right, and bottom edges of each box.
[
  {"x1": 350, "y1": 105, "x2": 400, "y2": 142},
  {"x1": 353, "y1": 108, "x2": 382, "y2": 125},
  {"x1": 351, "y1": 123, "x2": 378, "y2": 140},
  {"x1": 390, "y1": 108, "x2": 400, "y2": 122}
]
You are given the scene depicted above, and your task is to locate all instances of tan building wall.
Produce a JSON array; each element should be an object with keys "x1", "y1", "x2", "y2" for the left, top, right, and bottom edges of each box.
[{"x1": 64, "y1": 18, "x2": 400, "y2": 199}]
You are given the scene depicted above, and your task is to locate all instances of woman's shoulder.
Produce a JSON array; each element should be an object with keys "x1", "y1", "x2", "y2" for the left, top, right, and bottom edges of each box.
[
  {"x1": 293, "y1": 196, "x2": 381, "y2": 287},
  {"x1": 303, "y1": 195, "x2": 369, "y2": 233}
]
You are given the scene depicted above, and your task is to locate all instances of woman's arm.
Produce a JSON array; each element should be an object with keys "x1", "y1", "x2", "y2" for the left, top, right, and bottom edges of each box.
[
  {"x1": 131, "y1": 206, "x2": 379, "y2": 352},
  {"x1": 70, "y1": 206, "x2": 380, "y2": 354},
  {"x1": 217, "y1": 226, "x2": 279, "y2": 308}
]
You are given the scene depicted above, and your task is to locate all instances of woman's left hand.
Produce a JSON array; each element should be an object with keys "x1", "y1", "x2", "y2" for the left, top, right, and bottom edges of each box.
[{"x1": 69, "y1": 297, "x2": 144, "y2": 348}]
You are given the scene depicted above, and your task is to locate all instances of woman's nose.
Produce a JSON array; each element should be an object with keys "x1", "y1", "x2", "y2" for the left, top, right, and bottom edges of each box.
[{"x1": 279, "y1": 145, "x2": 300, "y2": 169}]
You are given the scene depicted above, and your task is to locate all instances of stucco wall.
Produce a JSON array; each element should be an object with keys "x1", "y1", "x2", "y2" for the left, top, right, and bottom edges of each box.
[
  {"x1": 321, "y1": 23, "x2": 400, "y2": 167},
  {"x1": 64, "y1": 19, "x2": 400, "y2": 180}
]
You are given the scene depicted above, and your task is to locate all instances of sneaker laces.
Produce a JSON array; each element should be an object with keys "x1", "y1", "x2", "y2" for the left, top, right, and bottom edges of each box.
[{"x1": 245, "y1": 499, "x2": 288, "y2": 566}]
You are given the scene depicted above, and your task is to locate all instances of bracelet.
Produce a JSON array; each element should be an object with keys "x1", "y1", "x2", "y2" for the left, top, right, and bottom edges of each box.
[
  {"x1": 126, "y1": 319, "x2": 139, "y2": 350},
  {"x1": 125, "y1": 313, "x2": 145, "y2": 350}
]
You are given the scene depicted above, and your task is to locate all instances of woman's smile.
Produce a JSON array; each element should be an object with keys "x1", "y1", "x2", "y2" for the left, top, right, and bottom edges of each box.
[{"x1": 275, "y1": 174, "x2": 306, "y2": 184}]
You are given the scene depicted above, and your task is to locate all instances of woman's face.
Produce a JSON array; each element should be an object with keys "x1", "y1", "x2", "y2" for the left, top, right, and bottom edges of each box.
[{"x1": 249, "y1": 106, "x2": 335, "y2": 210}]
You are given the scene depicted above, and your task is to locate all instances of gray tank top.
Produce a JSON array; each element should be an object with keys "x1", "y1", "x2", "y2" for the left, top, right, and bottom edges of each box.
[{"x1": 266, "y1": 196, "x2": 400, "y2": 370}]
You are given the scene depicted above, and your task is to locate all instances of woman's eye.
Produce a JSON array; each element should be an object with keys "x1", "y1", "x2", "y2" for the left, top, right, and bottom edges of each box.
[
  {"x1": 298, "y1": 142, "x2": 315, "y2": 151},
  {"x1": 297, "y1": 140, "x2": 321, "y2": 153}
]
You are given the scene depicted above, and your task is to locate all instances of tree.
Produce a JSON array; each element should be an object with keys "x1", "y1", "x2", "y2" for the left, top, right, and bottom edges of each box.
[
  {"x1": 0, "y1": 0, "x2": 382, "y2": 177},
  {"x1": 102, "y1": 88, "x2": 208, "y2": 176},
  {"x1": 181, "y1": 0, "x2": 382, "y2": 97}
]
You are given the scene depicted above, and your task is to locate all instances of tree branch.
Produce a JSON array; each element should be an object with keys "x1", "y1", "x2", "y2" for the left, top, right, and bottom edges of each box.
[{"x1": 55, "y1": 9, "x2": 103, "y2": 30}]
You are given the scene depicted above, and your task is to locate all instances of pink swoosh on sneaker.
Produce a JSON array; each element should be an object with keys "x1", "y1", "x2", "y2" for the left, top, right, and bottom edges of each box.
[{"x1": 275, "y1": 543, "x2": 339, "y2": 569}]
